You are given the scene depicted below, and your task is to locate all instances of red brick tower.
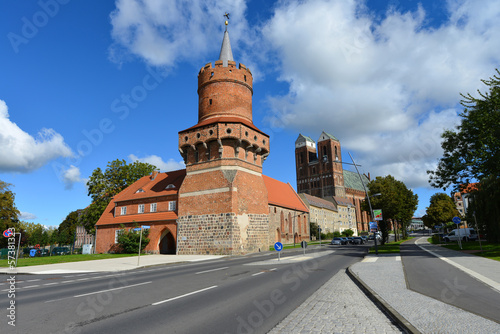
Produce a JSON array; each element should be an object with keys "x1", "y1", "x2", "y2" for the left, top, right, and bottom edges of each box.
[{"x1": 177, "y1": 24, "x2": 270, "y2": 255}]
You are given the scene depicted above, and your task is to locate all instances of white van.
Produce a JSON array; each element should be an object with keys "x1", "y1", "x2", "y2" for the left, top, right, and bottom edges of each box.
[{"x1": 443, "y1": 228, "x2": 478, "y2": 242}]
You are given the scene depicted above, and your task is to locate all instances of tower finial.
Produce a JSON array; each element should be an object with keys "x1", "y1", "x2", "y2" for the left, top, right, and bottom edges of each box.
[{"x1": 224, "y1": 12, "x2": 230, "y2": 32}]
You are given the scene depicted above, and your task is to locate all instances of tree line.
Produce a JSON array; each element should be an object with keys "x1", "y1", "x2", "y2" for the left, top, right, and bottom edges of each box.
[{"x1": 428, "y1": 69, "x2": 500, "y2": 243}]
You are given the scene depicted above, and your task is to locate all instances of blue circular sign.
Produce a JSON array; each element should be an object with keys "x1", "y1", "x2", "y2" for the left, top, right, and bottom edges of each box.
[
  {"x1": 274, "y1": 242, "x2": 283, "y2": 252},
  {"x1": 452, "y1": 216, "x2": 461, "y2": 225},
  {"x1": 3, "y1": 230, "x2": 13, "y2": 238}
]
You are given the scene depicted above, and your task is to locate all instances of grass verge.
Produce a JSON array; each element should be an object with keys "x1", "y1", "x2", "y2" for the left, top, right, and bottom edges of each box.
[
  {"x1": 0, "y1": 253, "x2": 139, "y2": 267},
  {"x1": 369, "y1": 238, "x2": 414, "y2": 254},
  {"x1": 268, "y1": 240, "x2": 332, "y2": 251},
  {"x1": 436, "y1": 240, "x2": 500, "y2": 262}
]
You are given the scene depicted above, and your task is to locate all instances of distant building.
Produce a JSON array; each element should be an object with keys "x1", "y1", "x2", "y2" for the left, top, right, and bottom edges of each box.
[
  {"x1": 409, "y1": 217, "x2": 424, "y2": 230},
  {"x1": 299, "y1": 193, "x2": 338, "y2": 234},
  {"x1": 295, "y1": 132, "x2": 371, "y2": 232},
  {"x1": 74, "y1": 225, "x2": 94, "y2": 249},
  {"x1": 332, "y1": 196, "x2": 357, "y2": 235}
]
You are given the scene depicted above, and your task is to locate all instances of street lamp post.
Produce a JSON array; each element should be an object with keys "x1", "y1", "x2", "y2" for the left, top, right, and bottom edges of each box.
[{"x1": 348, "y1": 152, "x2": 380, "y2": 255}]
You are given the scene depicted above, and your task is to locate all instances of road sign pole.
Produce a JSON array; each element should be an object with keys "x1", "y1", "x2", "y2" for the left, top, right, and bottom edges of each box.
[
  {"x1": 15, "y1": 233, "x2": 21, "y2": 268},
  {"x1": 137, "y1": 227, "x2": 143, "y2": 266}
]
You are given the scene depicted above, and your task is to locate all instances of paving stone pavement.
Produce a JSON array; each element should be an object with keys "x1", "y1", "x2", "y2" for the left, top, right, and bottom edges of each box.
[
  {"x1": 268, "y1": 269, "x2": 403, "y2": 334},
  {"x1": 351, "y1": 255, "x2": 500, "y2": 334}
]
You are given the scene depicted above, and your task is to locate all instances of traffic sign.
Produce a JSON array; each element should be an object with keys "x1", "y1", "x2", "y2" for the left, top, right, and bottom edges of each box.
[
  {"x1": 301, "y1": 241, "x2": 307, "y2": 248},
  {"x1": 132, "y1": 227, "x2": 142, "y2": 232},
  {"x1": 274, "y1": 242, "x2": 283, "y2": 252},
  {"x1": 142, "y1": 225, "x2": 151, "y2": 229},
  {"x1": 3, "y1": 230, "x2": 13, "y2": 238},
  {"x1": 452, "y1": 216, "x2": 461, "y2": 225}
]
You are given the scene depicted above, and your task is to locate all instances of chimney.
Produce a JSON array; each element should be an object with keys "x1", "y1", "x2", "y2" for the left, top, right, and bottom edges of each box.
[{"x1": 151, "y1": 170, "x2": 159, "y2": 180}]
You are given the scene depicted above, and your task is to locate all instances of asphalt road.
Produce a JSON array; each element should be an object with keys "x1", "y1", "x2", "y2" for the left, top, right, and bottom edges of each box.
[
  {"x1": 401, "y1": 237, "x2": 500, "y2": 324},
  {"x1": 1, "y1": 244, "x2": 369, "y2": 334}
]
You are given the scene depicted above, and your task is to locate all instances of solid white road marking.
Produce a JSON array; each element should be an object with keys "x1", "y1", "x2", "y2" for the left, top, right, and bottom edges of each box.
[
  {"x1": 252, "y1": 272, "x2": 264, "y2": 277},
  {"x1": 73, "y1": 281, "x2": 153, "y2": 298},
  {"x1": 152, "y1": 286, "x2": 218, "y2": 306},
  {"x1": 416, "y1": 237, "x2": 500, "y2": 293}
]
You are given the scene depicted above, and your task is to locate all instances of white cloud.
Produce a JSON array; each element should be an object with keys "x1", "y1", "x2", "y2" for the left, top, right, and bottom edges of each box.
[
  {"x1": 109, "y1": 0, "x2": 250, "y2": 68},
  {"x1": 128, "y1": 154, "x2": 185, "y2": 172},
  {"x1": 0, "y1": 99, "x2": 73, "y2": 173},
  {"x1": 19, "y1": 211, "x2": 37, "y2": 221},
  {"x1": 61, "y1": 165, "x2": 86, "y2": 190},
  {"x1": 262, "y1": 0, "x2": 500, "y2": 188}
]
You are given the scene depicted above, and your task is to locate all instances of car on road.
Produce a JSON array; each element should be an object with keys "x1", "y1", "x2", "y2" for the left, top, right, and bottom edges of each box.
[
  {"x1": 330, "y1": 238, "x2": 343, "y2": 245},
  {"x1": 51, "y1": 247, "x2": 70, "y2": 255},
  {"x1": 352, "y1": 237, "x2": 364, "y2": 245},
  {"x1": 443, "y1": 228, "x2": 478, "y2": 242}
]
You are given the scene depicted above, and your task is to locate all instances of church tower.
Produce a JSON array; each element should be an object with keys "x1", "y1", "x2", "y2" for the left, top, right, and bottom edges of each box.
[
  {"x1": 295, "y1": 131, "x2": 345, "y2": 198},
  {"x1": 176, "y1": 22, "x2": 270, "y2": 255}
]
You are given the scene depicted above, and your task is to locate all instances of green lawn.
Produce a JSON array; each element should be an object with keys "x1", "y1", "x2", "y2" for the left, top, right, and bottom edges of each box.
[
  {"x1": 438, "y1": 240, "x2": 500, "y2": 262},
  {"x1": 369, "y1": 238, "x2": 414, "y2": 254},
  {"x1": 0, "y1": 253, "x2": 139, "y2": 267},
  {"x1": 268, "y1": 240, "x2": 331, "y2": 251}
]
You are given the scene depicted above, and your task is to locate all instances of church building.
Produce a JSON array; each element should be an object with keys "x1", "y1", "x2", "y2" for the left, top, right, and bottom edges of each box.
[
  {"x1": 95, "y1": 24, "x2": 309, "y2": 255},
  {"x1": 295, "y1": 132, "x2": 372, "y2": 232}
]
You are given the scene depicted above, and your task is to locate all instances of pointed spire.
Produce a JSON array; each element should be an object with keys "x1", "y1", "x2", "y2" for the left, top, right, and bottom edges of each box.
[{"x1": 218, "y1": 19, "x2": 233, "y2": 67}]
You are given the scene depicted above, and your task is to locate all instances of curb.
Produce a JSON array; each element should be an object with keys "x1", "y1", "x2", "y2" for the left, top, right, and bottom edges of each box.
[{"x1": 346, "y1": 266, "x2": 421, "y2": 334}]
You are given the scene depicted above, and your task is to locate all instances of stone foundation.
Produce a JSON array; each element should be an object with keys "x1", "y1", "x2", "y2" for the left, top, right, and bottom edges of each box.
[{"x1": 177, "y1": 213, "x2": 268, "y2": 255}]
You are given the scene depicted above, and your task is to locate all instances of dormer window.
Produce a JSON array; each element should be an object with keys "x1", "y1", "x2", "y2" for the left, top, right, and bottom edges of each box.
[
  {"x1": 135, "y1": 189, "x2": 145, "y2": 193},
  {"x1": 166, "y1": 184, "x2": 176, "y2": 189}
]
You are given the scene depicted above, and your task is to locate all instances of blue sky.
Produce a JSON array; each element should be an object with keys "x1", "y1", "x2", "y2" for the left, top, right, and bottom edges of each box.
[{"x1": 1, "y1": 0, "x2": 499, "y2": 228}]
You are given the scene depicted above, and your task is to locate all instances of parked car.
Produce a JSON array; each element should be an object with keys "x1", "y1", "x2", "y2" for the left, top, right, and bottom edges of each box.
[
  {"x1": 360, "y1": 235, "x2": 368, "y2": 243},
  {"x1": 52, "y1": 247, "x2": 70, "y2": 255},
  {"x1": 443, "y1": 228, "x2": 478, "y2": 242},
  {"x1": 40, "y1": 249, "x2": 50, "y2": 256},
  {"x1": 346, "y1": 237, "x2": 354, "y2": 244},
  {"x1": 352, "y1": 237, "x2": 364, "y2": 245},
  {"x1": 330, "y1": 238, "x2": 343, "y2": 245},
  {"x1": 340, "y1": 237, "x2": 348, "y2": 245}
]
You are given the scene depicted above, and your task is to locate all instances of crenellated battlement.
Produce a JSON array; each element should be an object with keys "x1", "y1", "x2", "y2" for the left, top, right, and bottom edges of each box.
[{"x1": 198, "y1": 61, "x2": 253, "y2": 93}]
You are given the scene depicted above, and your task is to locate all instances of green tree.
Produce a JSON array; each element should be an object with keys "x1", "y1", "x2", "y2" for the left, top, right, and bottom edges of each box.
[
  {"x1": 58, "y1": 210, "x2": 81, "y2": 245},
  {"x1": 19, "y1": 222, "x2": 45, "y2": 246},
  {"x1": 422, "y1": 193, "x2": 459, "y2": 229},
  {"x1": 363, "y1": 175, "x2": 418, "y2": 244},
  {"x1": 117, "y1": 225, "x2": 150, "y2": 253},
  {"x1": 79, "y1": 159, "x2": 157, "y2": 234},
  {"x1": 428, "y1": 69, "x2": 500, "y2": 242},
  {"x1": 341, "y1": 228, "x2": 354, "y2": 237},
  {"x1": 0, "y1": 180, "x2": 20, "y2": 248}
]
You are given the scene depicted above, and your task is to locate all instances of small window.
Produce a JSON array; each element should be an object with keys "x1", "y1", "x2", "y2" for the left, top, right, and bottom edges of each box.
[
  {"x1": 166, "y1": 184, "x2": 176, "y2": 189},
  {"x1": 138, "y1": 204, "x2": 144, "y2": 214},
  {"x1": 135, "y1": 188, "x2": 145, "y2": 193},
  {"x1": 209, "y1": 99, "x2": 212, "y2": 105},
  {"x1": 120, "y1": 207, "x2": 127, "y2": 215},
  {"x1": 244, "y1": 75, "x2": 247, "y2": 82},
  {"x1": 115, "y1": 229, "x2": 123, "y2": 243},
  {"x1": 168, "y1": 201, "x2": 176, "y2": 211},
  {"x1": 150, "y1": 203, "x2": 157, "y2": 212}
]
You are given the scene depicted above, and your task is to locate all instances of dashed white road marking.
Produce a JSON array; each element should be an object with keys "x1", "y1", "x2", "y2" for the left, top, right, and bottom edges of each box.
[{"x1": 152, "y1": 286, "x2": 218, "y2": 306}]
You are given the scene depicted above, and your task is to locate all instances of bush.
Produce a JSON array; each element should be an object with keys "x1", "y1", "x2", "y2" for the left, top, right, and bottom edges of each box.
[
  {"x1": 117, "y1": 225, "x2": 150, "y2": 253},
  {"x1": 333, "y1": 231, "x2": 341, "y2": 237},
  {"x1": 342, "y1": 229, "x2": 354, "y2": 237}
]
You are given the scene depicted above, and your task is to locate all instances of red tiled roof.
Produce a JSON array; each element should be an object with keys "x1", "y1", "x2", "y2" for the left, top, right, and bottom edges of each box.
[
  {"x1": 96, "y1": 170, "x2": 185, "y2": 226},
  {"x1": 180, "y1": 116, "x2": 265, "y2": 134},
  {"x1": 459, "y1": 183, "x2": 479, "y2": 194},
  {"x1": 113, "y1": 169, "x2": 186, "y2": 202},
  {"x1": 263, "y1": 175, "x2": 309, "y2": 212}
]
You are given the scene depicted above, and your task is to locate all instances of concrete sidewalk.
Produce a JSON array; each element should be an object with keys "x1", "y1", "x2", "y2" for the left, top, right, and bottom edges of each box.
[
  {"x1": 349, "y1": 237, "x2": 500, "y2": 333},
  {"x1": 0, "y1": 254, "x2": 225, "y2": 274}
]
